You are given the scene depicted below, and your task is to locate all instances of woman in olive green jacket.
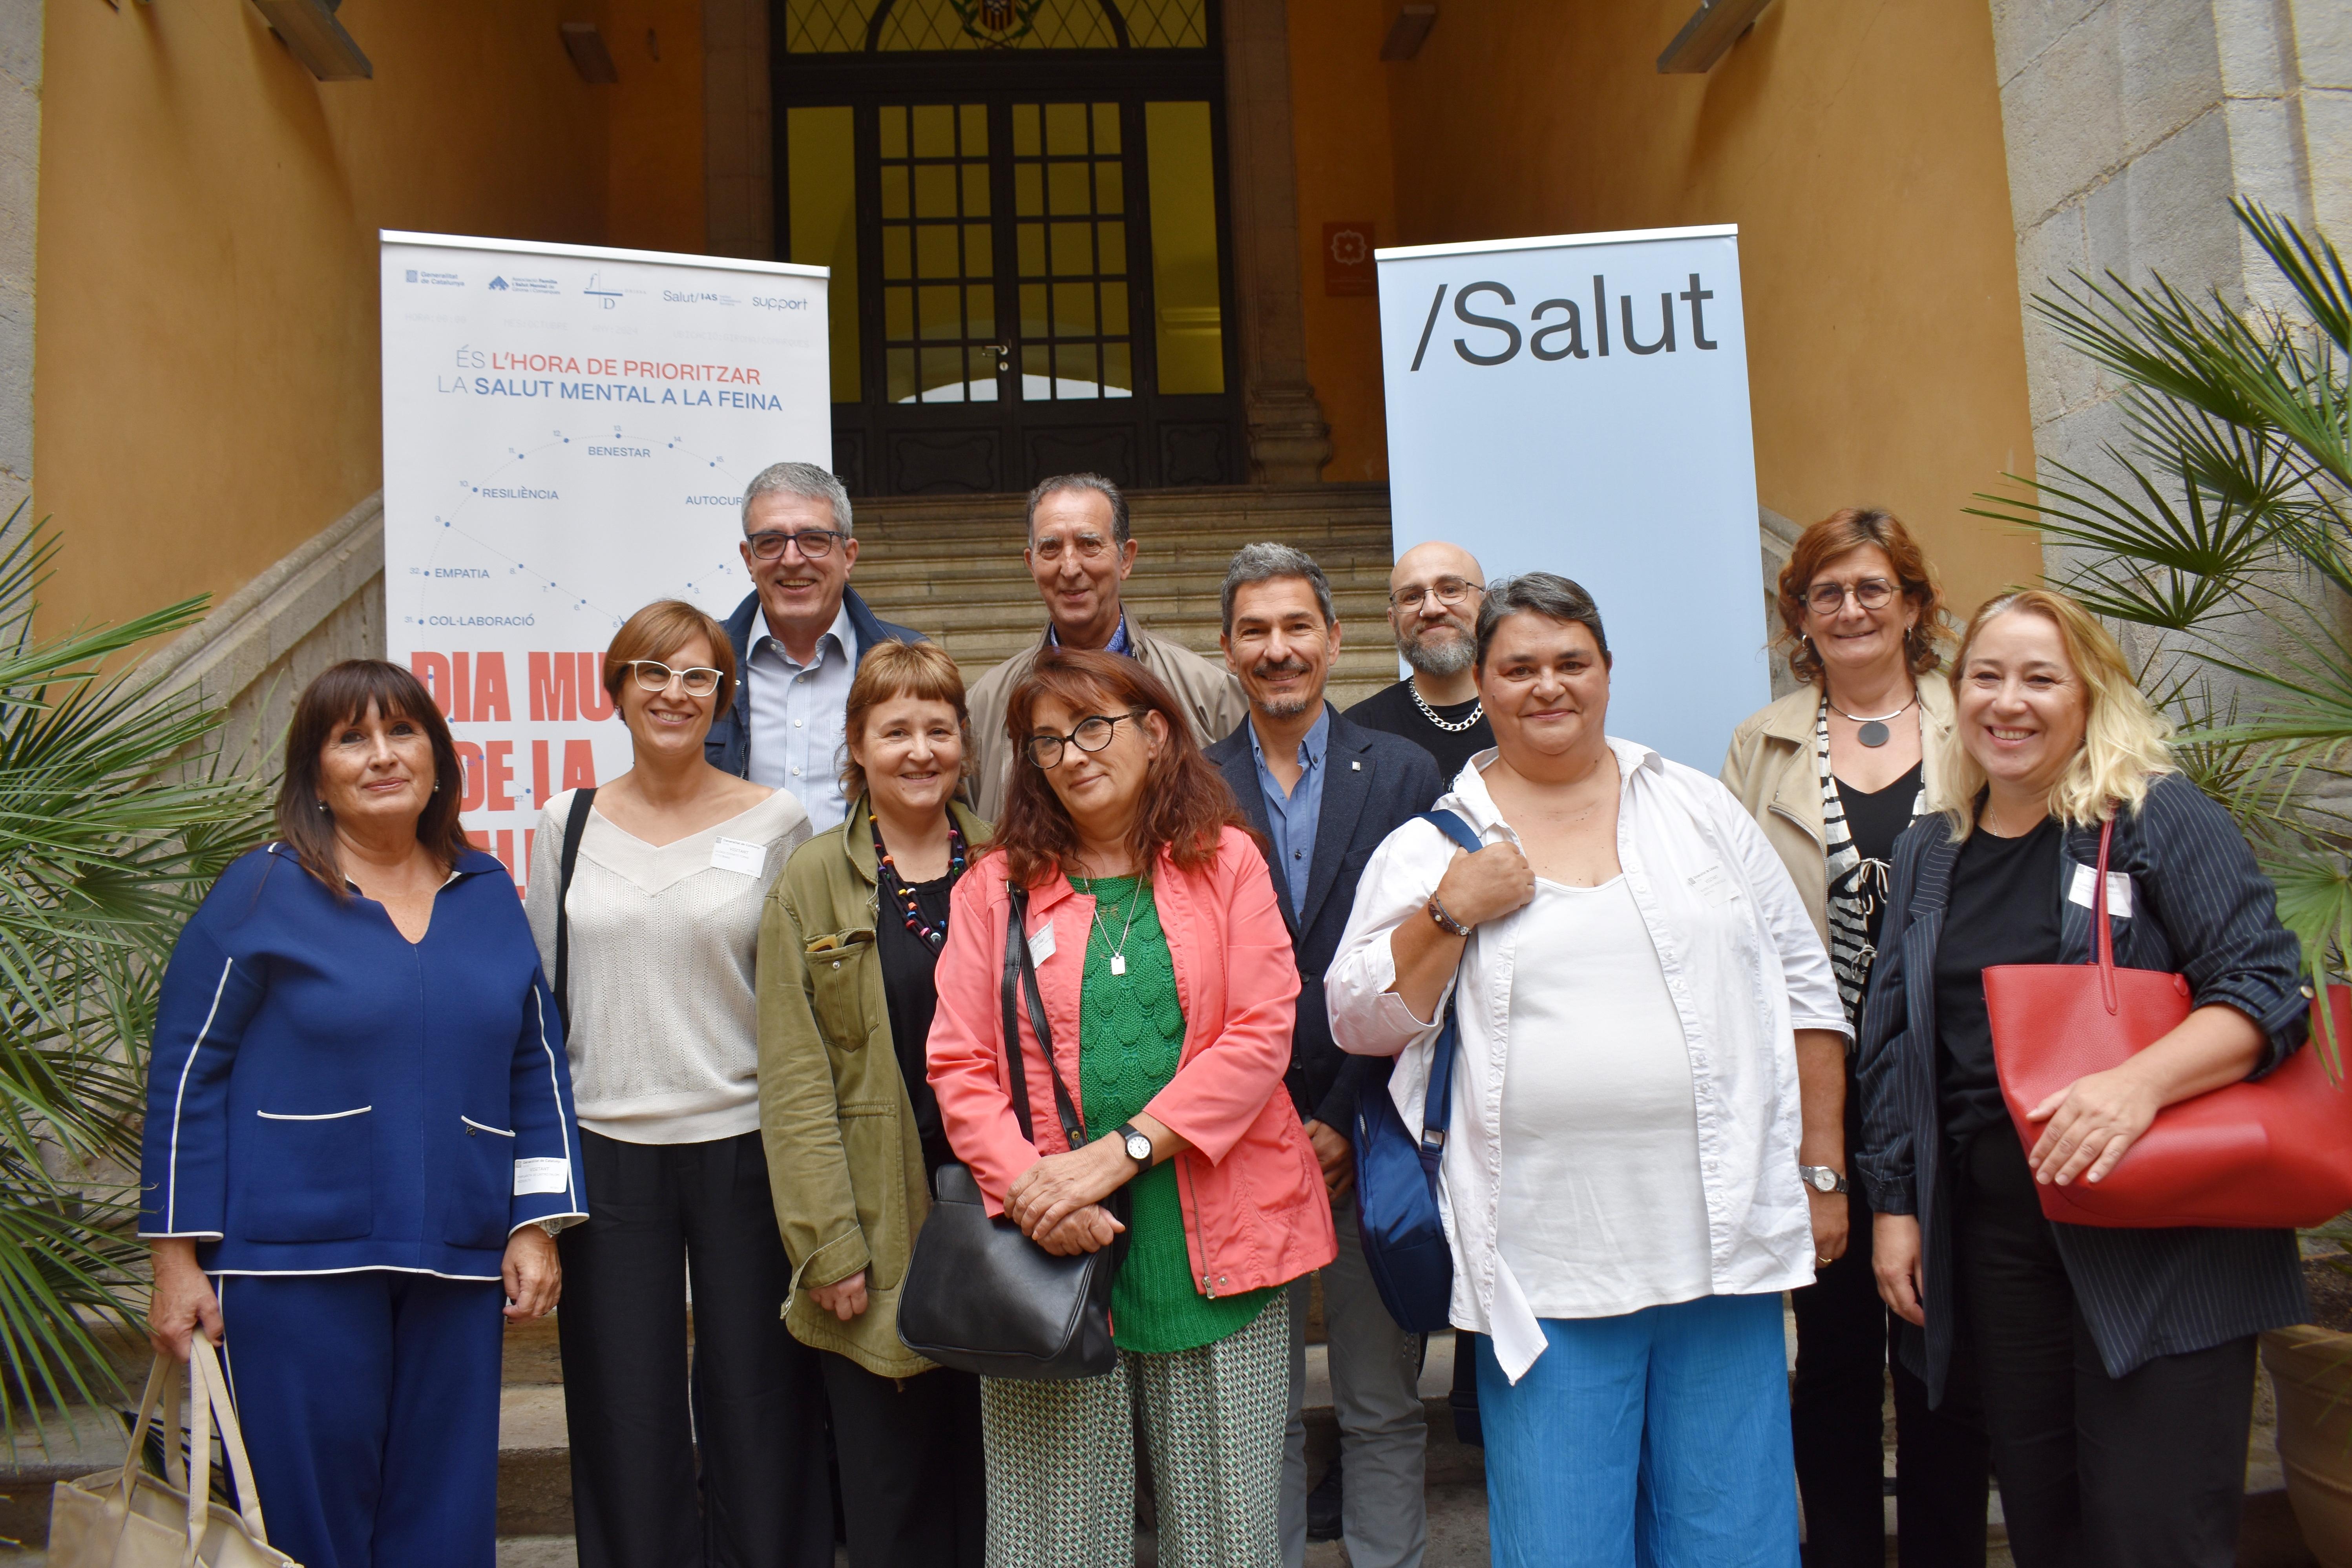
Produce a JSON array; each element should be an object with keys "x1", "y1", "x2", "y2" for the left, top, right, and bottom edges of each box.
[{"x1": 759, "y1": 640, "x2": 989, "y2": 1568}]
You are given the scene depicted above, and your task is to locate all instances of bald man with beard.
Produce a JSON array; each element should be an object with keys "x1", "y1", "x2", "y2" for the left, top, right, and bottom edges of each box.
[{"x1": 1341, "y1": 541, "x2": 1495, "y2": 787}]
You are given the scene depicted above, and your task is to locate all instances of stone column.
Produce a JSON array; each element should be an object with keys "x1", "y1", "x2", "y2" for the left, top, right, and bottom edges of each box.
[
  {"x1": 1993, "y1": 0, "x2": 2344, "y2": 489},
  {"x1": 0, "y1": 0, "x2": 37, "y2": 527},
  {"x1": 705, "y1": 0, "x2": 774, "y2": 260},
  {"x1": 1222, "y1": 0, "x2": 1332, "y2": 483}
]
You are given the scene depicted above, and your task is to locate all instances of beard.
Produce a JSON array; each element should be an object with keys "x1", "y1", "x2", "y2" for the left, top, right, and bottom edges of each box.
[
  {"x1": 1251, "y1": 661, "x2": 1317, "y2": 719},
  {"x1": 1400, "y1": 623, "x2": 1475, "y2": 677}
]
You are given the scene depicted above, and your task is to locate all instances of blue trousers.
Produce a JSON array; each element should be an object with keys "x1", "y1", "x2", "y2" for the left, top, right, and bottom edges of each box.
[
  {"x1": 217, "y1": 1271, "x2": 506, "y2": 1568},
  {"x1": 1477, "y1": 1294, "x2": 1801, "y2": 1568}
]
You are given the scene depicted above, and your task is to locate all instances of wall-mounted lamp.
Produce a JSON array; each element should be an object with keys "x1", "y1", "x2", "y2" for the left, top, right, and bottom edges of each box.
[
  {"x1": 249, "y1": 0, "x2": 372, "y2": 80},
  {"x1": 1379, "y1": 4, "x2": 1436, "y2": 61},
  {"x1": 561, "y1": 22, "x2": 621, "y2": 84},
  {"x1": 1656, "y1": 0, "x2": 1775, "y2": 73}
]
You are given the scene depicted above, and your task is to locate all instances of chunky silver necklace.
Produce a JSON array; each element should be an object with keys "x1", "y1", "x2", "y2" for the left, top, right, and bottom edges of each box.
[
  {"x1": 1825, "y1": 688, "x2": 1917, "y2": 748},
  {"x1": 1409, "y1": 682, "x2": 1484, "y2": 734}
]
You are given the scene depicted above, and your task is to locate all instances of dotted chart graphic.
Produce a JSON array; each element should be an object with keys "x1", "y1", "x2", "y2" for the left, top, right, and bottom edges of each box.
[{"x1": 398, "y1": 423, "x2": 755, "y2": 637}]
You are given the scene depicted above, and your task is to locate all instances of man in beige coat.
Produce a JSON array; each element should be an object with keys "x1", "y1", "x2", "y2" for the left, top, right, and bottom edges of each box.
[{"x1": 966, "y1": 472, "x2": 1247, "y2": 818}]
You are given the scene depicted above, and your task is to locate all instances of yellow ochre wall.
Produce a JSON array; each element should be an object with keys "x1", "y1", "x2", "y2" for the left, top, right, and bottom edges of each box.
[
  {"x1": 1288, "y1": 0, "x2": 2042, "y2": 614},
  {"x1": 35, "y1": 0, "x2": 703, "y2": 639}
]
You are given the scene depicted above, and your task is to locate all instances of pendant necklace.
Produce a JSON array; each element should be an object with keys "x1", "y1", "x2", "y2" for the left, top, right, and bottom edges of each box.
[
  {"x1": 1084, "y1": 877, "x2": 1143, "y2": 977},
  {"x1": 1408, "y1": 683, "x2": 1483, "y2": 734},
  {"x1": 1826, "y1": 689, "x2": 1917, "y2": 749}
]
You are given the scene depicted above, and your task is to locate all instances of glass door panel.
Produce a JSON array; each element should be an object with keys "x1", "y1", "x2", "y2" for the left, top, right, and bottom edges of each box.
[
  {"x1": 1012, "y1": 102, "x2": 1133, "y2": 402},
  {"x1": 786, "y1": 106, "x2": 862, "y2": 403},
  {"x1": 1143, "y1": 100, "x2": 1223, "y2": 395},
  {"x1": 877, "y1": 103, "x2": 1001, "y2": 405}
]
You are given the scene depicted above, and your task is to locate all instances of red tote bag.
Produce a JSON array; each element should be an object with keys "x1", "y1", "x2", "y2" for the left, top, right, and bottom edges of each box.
[{"x1": 1982, "y1": 814, "x2": 2352, "y2": 1228}]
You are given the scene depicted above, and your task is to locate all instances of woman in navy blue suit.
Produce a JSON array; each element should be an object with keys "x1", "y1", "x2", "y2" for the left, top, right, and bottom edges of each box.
[{"x1": 141, "y1": 660, "x2": 588, "y2": 1568}]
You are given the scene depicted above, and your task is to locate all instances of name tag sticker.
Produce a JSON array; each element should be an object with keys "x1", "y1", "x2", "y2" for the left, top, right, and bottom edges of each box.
[
  {"x1": 710, "y1": 837, "x2": 767, "y2": 876},
  {"x1": 2068, "y1": 863, "x2": 2135, "y2": 918},
  {"x1": 1686, "y1": 863, "x2": 1734, "y2": 904},
  {"x1": 1026, "y1": 922, "x2": 1057, "y2": 964},
  {"x1": 514, "y1": 1157, "x2": 570, "y2": 1197}
]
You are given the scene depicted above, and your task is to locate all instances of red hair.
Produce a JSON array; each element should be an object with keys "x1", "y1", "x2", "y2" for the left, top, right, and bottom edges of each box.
[
  {"x1": 988, "y1": 646, "x2": 1248, "y2": 890},
  {"x1": 1775, "y1": 507, "x2": 1948, "y2": 684}
]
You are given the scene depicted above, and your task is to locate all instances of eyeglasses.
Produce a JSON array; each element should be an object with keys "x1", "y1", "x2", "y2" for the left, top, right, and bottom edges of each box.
[
  {"x1": 1390, "y1": 577, "x2": 1484, "y2": 612},
  {"x1": 745, "y1": 528, "x2": 847, "y2": 561},
  {"x1": 1805, "y1": 578, "x2": 1899, "y2": 615},
  {"x1": 626, "y1": 660, "x2": 724, "y2": 697},
  {"x1": 1032, "y1": 533, "x2": 1116, "y2": 564},
  {"x1": 1024, "y1": 711, "x2": 1142, "y2": 769}
]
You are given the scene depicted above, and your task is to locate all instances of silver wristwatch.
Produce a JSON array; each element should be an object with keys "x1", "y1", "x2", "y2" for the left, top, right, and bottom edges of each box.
[{"x1": 1799, "y1": 1165, "x2": 1849, "y2": 1195}]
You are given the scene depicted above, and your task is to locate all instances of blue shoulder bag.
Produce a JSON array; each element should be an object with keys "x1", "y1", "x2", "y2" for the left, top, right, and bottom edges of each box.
[{"x1": 1351, "y1": 809, "x2": 1482, "y2": 1334}]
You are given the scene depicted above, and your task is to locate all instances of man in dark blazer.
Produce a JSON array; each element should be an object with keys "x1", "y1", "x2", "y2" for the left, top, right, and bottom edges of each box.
[
  {"x1": 1207, "y1": 543, "x2": 1444, "y2": 1568},
  {"x1": 703, "y1": 462, "x2": 927, "y2": 829}
]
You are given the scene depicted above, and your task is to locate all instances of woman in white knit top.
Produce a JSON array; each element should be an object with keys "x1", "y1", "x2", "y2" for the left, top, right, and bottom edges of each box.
[{"x1": 523, "y1": 600, "x2": 824, "y2": 1568}]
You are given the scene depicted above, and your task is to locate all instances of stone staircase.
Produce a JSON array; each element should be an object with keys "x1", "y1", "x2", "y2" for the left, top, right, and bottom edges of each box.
[{"x1": 844, "y1": 482, "x2": 1402, "y2": 712}]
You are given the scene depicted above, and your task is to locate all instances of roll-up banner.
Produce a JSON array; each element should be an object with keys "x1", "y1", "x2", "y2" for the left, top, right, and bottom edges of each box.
[
  {"x1": 1376, "y1": 224, "x2": 1765, "y2": 771},
  {"x1": 380, "y1": 232, "x2": 831, "y2": 894}
]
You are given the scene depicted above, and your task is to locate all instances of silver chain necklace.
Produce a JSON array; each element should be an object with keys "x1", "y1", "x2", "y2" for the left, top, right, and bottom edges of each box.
[
  {"x1": 1409, "y1": 682, "x2": 1484, "y2": 734},
  {"x1": 1083, "y1": 878, "x2": 1143, "y2": 977}
]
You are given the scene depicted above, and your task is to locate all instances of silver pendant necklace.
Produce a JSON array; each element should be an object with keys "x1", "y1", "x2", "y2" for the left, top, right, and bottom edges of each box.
[
  {"x1": 1409, "y1": 682, "x2": 1483, "y2": 734},
  {"x1": 1826, "y1": 689, "x2": 1917, "y2": 748},
  {"x1": 1085, "y1": 878, "x2": 1142, "y2": 977}
]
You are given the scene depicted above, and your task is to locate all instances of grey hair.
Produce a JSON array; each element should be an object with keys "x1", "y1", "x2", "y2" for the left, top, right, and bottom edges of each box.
[
  {"x1": 1220, "y1": 542, "x2": 1336, "y2": 634},
  {"x1": 742, "y1": 461, "x2": 853, "y2": 535},
  {"x1": 1474, "y1": 573, "x2": 1611, "y2": 667},
  {"x1": 1025, "y1": 472, "x2": 1129, "y2": 547}
]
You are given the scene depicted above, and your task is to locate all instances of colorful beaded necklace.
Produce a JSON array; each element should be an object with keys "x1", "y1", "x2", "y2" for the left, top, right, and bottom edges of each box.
[{"x1": 873, "y1": 818, "x2": 968, "y2": 953}]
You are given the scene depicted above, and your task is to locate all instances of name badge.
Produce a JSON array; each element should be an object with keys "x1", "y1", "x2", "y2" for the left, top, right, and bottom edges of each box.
[
  {"x1": 710, "y1": 837, "x2": 767, "y2": 876},
  {"x1": 1686, "y1": 863, "x2": 1735, "y2": 904},
  {"x1": 2067, "y1": 862, "x2": 2135, "y2": 918},
  {"x1": 1026, "y1": 922, "x2": 1057, "y2": 964},
  {"x1": 514, "y1": 1157, "x2": 571, "y2": 1197}
]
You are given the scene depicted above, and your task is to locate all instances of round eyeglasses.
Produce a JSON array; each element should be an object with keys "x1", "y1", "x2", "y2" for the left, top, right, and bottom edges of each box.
[
  {"x1": 1389, "y1": 577, "x2": 1484, "y2": 612},
  {"x1": 745, "y1": 528, "x2": 846, "y2": 561},
  {"x1": 1805, "y1": 579, "x2": 1899, "y2": 615},
  {"x1": 1025, "y1": 711, "x2": 1142, "y2": 769},
  {"x1": 626, "y1": 660, "x2": 724, "y2": 698}
]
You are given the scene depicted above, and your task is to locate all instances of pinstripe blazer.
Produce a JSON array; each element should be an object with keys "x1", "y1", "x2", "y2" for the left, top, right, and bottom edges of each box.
[{"x1": 1853, "y1": 771, "x2": 2311, "y2": 1403}]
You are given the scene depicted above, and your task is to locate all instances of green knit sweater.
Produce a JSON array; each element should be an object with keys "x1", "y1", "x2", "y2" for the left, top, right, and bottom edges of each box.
[{"x1": 1072, "y1": 876, "x2": 1276, "y2": 1354}]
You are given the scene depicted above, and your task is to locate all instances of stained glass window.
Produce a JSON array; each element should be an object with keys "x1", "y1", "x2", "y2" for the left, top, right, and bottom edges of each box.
[{"x1": 783, "y1": 0, "x2": 1208, "y2": 52}]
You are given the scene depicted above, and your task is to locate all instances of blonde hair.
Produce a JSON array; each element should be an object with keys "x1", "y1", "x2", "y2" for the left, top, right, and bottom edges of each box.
[
  {"x1": 1930, "y1": 588, "x2": 2173, "y2": 840},
  {"x1": 839, "y1": 640, "x2": 975, "y2": 801}
]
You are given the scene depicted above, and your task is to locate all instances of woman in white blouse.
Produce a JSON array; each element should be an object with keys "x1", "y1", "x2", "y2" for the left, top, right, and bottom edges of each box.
[
  {"x1": 1327, "y1": 573, "x2": 1850, "y2": 1568},
  {"x1": 524, "y1": 599, "x2": 825, "y2": 1568}
]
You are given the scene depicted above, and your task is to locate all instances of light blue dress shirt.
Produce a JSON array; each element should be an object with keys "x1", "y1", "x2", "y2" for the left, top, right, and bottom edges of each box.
[
  {"x1": 1246, "y1": 705, "x2": 1330, "y2": 918},
  {"x1": 1048, "y1": 612, "x2": 1132, "y2": 657},
  {"x1": 745, "y1": 602, "x2": 855, "y2": 831}
]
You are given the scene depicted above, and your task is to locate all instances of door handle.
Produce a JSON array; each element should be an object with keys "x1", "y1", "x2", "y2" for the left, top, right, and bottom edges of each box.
[{"x1": 982, "y1": 342, "x2": 1012, "y2": 373}]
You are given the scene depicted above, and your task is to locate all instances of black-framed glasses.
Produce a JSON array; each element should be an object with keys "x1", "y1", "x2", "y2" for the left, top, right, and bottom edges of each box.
[
  {"x1": 1024, "y1": 711, "x2": 1142, "y2": 769},
  {"x1": 1390, "y1": 577, "x2": 1484, "y2": 612},
  {"x1": 626, "y1": 660, "x2": 724, "y2": 697},
  {"x1": 745, "y1": 528, "x2": 847, "y2": 561},
  {"x1": 1806, "y1": 578, "x2": 1898, "y2": 615}
]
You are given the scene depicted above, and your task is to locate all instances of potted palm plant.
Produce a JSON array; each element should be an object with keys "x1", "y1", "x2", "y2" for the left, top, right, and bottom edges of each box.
[
  {"x1": 1972, "y1": 201, "x2": 2352, "y2": 1564},
  {"x1": 0, "y1": 513, "x2": 269, "y2": 1454}
]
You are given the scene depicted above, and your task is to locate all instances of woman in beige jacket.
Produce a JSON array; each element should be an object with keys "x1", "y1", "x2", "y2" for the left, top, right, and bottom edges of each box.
[{"x1": 1720, "y1": 509, "x2": 1987, "y2": 1568}]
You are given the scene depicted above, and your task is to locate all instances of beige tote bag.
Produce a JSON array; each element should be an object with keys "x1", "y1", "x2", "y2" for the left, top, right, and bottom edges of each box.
[{"x1": 47, "y1": 1337, "x2": 299, "y2": 1567}]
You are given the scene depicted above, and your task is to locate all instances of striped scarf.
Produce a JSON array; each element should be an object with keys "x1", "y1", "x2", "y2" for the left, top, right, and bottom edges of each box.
[{"x1": 1817, "y1": 702, "x2": 1928, "y2": 1028}]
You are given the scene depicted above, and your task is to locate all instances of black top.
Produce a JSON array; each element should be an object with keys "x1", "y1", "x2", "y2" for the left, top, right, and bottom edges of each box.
[
  {"x1": 1932, "y1": 814, "x2": 2063, "y2": 1145},
  {"x1": 1343, "y1": 679, "x2": 1495, "y2": 784},
  {"x1": 1835, "y1": 760, "x2": 1925, "y2": 970},
  {"x1": 876, "y1": 874, "x2": 956, "y2": 1176}
]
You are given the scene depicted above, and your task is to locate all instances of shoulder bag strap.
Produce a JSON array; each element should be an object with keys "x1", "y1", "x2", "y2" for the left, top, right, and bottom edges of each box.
[
  {"x1": 553, "y1": 787, "x2": 598, "y2": 1033},
  {"x1": 1003, "y1": 886, "x2": 1089, "y2": 1149},
  {"x1": 2093, "y1": 813, "x2": 2118, "y2": 1016},
  {"x1": 1413, "y1": 810, "x2": 1484, "y2": 1160}
]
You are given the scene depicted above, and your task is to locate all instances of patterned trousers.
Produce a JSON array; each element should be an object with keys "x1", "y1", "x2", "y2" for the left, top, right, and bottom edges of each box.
[{"x1": 979, "y1": 1294, "x2": 1289, "y2": 1568}]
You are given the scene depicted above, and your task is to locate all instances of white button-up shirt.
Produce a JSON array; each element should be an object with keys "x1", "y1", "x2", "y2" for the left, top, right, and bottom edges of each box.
[
  {"x1": 1325, "y1": 737, "x2": 1847, "y2": 1383},
  {"x1": 745, "y1": 602, "x2": 856, "y2": 832}
]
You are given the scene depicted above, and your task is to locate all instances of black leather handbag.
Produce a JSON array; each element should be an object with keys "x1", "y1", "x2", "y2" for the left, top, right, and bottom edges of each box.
[{"x1": 897, "y1": 887, "x2": 1128, "y2": 1380}]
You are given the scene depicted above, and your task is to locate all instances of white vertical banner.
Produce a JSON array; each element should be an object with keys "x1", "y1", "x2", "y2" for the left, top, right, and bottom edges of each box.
[
  {"x1": 380, "y1": 232, "x2": 830, "y2": 892},
  {"x1": 1376, "y1": 225, "x2": 1766, "y2": 771}
]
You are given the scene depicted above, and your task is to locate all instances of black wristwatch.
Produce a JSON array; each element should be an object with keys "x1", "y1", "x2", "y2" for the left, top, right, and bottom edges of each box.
[{"x1": 1116, "y1": 1123, "x2": 1154, "y2": 1172}]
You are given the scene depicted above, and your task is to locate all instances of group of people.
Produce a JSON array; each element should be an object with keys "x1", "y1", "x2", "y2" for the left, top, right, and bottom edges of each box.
[{"x1": 137, "y1": 464, "x2": 2314, "y2": 1568}]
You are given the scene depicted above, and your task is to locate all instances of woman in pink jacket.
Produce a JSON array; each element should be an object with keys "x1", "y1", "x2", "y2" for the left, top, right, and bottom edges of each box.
[{"x1": 928, "y1": 646, "x2": 1335, "y2": 1567}]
